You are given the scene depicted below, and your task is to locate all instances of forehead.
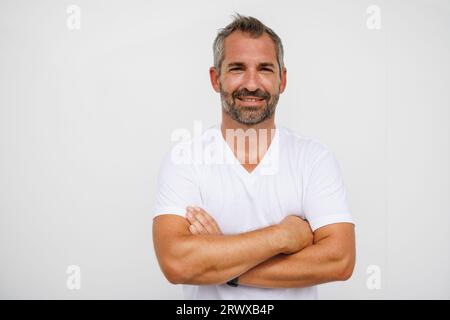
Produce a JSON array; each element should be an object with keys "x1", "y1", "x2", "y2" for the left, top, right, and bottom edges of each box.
[{"x1": 223, "y1": 31, "x2": 278, "y2": 64}]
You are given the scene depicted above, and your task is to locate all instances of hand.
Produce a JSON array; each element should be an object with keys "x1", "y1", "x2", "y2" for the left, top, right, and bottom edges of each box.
[
  {"x1": 277, "y1": 215, "x2": 313, "y2": 254},
  {"x1": 185, "y1": 206, "x2": 223, "y2": 235}
]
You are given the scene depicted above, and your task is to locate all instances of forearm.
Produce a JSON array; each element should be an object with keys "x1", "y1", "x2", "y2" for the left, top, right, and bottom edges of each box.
[
  {"x1": 176, "y1": 225, "x2": 285, "y2": 285},
  {"x1": 239, "y1": 237, "x2": 353, "y2": 288}
]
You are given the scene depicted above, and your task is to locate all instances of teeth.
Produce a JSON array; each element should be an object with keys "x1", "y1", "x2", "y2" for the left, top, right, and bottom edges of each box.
[{"x1": 241, "y1": 98, "x2": 260, "y2": 102}]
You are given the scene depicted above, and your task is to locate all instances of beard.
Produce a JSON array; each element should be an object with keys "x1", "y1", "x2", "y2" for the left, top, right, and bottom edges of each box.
[{"x1": 219, "y1": 84, "x2": 280, "y2": 125}]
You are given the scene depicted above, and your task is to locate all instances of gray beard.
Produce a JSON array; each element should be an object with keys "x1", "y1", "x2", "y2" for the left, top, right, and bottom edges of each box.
[{"x1": 220, "y1": 90, "x2": 279, "y2": 125}]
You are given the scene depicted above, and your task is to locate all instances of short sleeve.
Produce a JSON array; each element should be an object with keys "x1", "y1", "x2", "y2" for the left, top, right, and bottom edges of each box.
[
  {"x1": 152, "y1": 146, "x2": 202, "y2": 219},
  {"x1": 303, "y1": 150, "x2": 354, "y2": 231}
]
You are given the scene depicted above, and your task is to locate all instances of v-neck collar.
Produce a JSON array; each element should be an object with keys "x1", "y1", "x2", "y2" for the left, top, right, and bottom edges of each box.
[{"x1": 216, "y1": 124, "x2": 280, "y2": 181}]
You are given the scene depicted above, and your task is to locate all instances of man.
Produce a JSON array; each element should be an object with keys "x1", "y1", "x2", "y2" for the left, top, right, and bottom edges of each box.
[{"x1": 152, "y1": 14, "x2": 355, "y2": 299}]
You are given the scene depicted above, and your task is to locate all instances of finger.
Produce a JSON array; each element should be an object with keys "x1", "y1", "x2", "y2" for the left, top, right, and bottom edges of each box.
[
  {"x1": 186, "y1": 208, "x2": 208, "y2": 234},
  {"x1": 186, "y1": 208, "x2": 197, "y2": 224},
  {"x1": 191, "y1": 218, "x2": 208, "y2": 235},
  {"x1": 193, "y1": 207, "x2": 220, "y2": 234},
  {"x1": 186, "y1": 207, "x2": 208, "y2": 231},
  {"x1": 195, "y1": 207, "x2": 222, "y2": 234},
  {"x1": 189, "y1": 224, "x2": 199, "y2": 235},
  {"x1": 193, "y1": 209, "x2": 217, "y2": 234}
]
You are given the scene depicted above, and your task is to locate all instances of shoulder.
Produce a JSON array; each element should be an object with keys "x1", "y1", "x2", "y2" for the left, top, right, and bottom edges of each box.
[{"x1": 279, "y1": 126, "x2": 333, "y2": 161}]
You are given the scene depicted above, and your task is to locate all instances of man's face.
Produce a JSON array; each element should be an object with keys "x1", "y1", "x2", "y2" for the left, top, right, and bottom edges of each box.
[{"x1": 214, "y1": 31, "x2": 286, "y2": 125}]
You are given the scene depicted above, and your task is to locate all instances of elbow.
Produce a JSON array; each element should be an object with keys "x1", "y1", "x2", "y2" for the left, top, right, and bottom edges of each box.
[
  {"x1": 166, "y1": 271, "x2": 184, "y2": 285},
  {"x1": 161, "y1": 260, "x2": 190, "y2": 285},
  {"x1": 335, "y1": 253, "x2": 355, "y2": 281},
  {"x1": 162, "y1": 259, "x2": 217, "y2": 286}
]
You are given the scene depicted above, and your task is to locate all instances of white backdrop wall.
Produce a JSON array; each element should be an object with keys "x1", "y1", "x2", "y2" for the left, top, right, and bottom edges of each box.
[{"x1": 0, "y1": 0, "x2": 448, "y2": 299}]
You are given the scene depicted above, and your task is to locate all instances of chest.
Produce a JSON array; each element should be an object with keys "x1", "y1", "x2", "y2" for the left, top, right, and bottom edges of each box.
[{"x1": 198, "y1": 164, "x2": 304, "y2": 234}]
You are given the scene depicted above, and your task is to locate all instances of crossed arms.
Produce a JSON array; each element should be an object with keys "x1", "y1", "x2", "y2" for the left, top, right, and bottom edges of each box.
[{"x1": 152, "y1": 207, "x2": 355, "y2": 289}]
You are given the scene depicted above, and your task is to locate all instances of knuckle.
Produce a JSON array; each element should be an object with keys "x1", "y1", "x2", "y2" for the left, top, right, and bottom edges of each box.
[{"x1": 194, "y1": 221, "x2": 201, "y2": 229}]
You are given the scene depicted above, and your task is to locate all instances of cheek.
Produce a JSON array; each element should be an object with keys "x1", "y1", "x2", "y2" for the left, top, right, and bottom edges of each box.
[
  {"x1": 261, "y1": 76, "x2": 280, "y2": 91},
  {"x1": 266, "y1": 84, "x2": 282, "y2": 97},
  {"x1": 222, "y1": 75, "x2": 279, "y2": 94},
  {"x1": 220, "y1": 80, "x2": 240, "y2": 96},
  {"x1": 222, "y1": 76, "x2": 241, "y2": 88}
]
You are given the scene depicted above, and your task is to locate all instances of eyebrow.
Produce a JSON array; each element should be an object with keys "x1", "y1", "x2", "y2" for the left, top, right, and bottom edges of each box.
[
  {"x1": 226, "y1": 62, "x2": 276, "y2": 69},
  {"x1": 227, "y1": 62, "x2": 245, "y2": 68},
  {"x1": 259, "y1": 63, "x2": 276, "y2": 69}
]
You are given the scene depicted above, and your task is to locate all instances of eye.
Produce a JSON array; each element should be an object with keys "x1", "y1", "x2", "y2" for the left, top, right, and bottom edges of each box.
[
  {"x1": 229, "y1": 67, "x2": 243, "y2": 72},
  {"x1": 260, "y1": 67, "x2": 273, "y2": 72}
]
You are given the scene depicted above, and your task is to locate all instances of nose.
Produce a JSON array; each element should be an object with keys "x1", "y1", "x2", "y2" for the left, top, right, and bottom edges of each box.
[{"x1": 242, "y1": 69, "x2": 260, "y2": 92}]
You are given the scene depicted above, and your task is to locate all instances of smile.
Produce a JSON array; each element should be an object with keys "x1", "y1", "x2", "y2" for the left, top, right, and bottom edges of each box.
[{"x1": 237, "y1": 97, "x2": 265, "y2": 102}]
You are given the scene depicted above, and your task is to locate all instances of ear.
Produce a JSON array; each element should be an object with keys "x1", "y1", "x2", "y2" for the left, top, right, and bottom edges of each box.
[
  {"x1": 279, "y1": 67, "x2": 287, "y2": 94},
  {"x1": 209, "y1": 66, "x2": 220, "y2": 93}
]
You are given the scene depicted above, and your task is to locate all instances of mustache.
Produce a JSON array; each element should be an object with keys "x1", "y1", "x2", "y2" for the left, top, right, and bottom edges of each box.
[{"x1": 232, "y1": 89, "x2": 270, "y2": 100}]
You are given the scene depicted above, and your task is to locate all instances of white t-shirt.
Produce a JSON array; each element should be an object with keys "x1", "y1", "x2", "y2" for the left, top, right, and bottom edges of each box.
[{"x1": 152, "y1": 124, "x2": 354, "y2": 300}]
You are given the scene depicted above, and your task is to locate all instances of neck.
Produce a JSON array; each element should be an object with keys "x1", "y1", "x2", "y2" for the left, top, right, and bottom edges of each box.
[{"x1": 220, "y1": 111, "x2": 277, "y2": 169}]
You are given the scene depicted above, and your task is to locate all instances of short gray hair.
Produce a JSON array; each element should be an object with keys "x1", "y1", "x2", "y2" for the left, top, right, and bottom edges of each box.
[{"x1": 213, "y1": 13, "x2": 285, "y2": 77}]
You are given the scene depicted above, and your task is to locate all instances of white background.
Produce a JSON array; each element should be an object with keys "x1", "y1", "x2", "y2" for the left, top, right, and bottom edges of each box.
[{"x1": 0, "y1": 0, "x2": 449, "y2": 299}]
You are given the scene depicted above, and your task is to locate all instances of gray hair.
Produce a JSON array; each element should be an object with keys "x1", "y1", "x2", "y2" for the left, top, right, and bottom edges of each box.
[{"x1": 213, "y1": 13, "x2": 285, "y2": 77}]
